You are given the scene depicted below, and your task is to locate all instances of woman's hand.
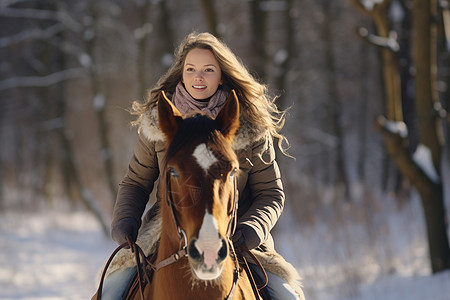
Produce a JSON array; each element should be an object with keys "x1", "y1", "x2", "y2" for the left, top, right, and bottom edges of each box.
[
  {"x1": 232, "y1": 226, "x2": 260, "y2": 251},
  {"x1": 111, "y1": 218, "x2": 139, "y2": 245}
]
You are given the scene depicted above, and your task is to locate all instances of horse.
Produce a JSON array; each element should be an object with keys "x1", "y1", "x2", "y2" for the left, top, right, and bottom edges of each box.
[{"x1": 93, "y1": 90, "x2": 258, "y2": 299}]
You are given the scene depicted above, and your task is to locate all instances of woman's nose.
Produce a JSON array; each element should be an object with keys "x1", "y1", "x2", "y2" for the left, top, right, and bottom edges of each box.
[{"x1": 194, "y1": 72, "x2": 204, "y2": 80}]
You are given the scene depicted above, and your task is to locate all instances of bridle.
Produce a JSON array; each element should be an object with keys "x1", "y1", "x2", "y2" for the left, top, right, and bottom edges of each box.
[
  {"x1": 94, "y1": 171, "x2": 240, "y2": 300},
  {"x1": 94, "y1": 163, "x2": 267, "y2": 300},
  {"x1": 164, "y1": 165, "x2": 239, "y2": 243},
  {"x1": 161, "y1": 167, "x2": 241, "y2": 299},
  {"x1": 154, "y1": 163, "x2": 270, "y2": 300}
]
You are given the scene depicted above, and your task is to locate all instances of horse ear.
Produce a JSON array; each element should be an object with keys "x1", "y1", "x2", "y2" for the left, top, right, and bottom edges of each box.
[
  {"x1": 215, "y1": 89, "x2": 240, "y2": 141},
  {"x1": 158, "y1": 91, "x2": 183, "y2": 142}
]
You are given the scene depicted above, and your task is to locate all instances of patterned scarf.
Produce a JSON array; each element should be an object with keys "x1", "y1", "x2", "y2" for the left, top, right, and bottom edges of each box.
[{"x1": 171, "y1": 82, "x2": 228, "y2": 119}]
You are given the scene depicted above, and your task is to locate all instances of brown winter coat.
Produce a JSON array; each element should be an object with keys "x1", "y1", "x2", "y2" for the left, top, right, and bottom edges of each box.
[{"x1": 111, "y1": 99, "x2": 285, "y2": 252}]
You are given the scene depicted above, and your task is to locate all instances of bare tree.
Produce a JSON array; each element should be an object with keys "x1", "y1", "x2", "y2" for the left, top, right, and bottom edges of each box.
[
  {"x1": 350, "y1": 0, "x2": 450, "y2": 273},
  {"x1": 0, "y1": 0, "x2": 110, "y2": 232}
]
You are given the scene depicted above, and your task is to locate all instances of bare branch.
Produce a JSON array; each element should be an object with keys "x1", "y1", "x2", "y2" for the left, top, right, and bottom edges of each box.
[
  {"x1": 0, "y1": 23, "x2": 64, "y2": 48},
  {"x1": 45, "y1": 37, "x2": 92, "y2": 68},
  {"x1": 0, "y1": 7, "x2": 82, "y2": 32},
  {"x1": 0, "y1": 68, "x2": 86, "y2": 91},
  {"x1": 0, "y1": 0, "x2": 31, "y2": 8}
]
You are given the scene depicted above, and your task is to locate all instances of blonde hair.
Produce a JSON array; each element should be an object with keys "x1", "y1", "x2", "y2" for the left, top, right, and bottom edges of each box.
[{"x1": 132, "y1": 32, "x2": 289, "y2": 154}]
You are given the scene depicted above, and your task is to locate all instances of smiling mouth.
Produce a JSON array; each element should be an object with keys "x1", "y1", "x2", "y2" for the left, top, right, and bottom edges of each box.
[{"x1": 193, "y1": 85, "x2": 207, "y2": 90}]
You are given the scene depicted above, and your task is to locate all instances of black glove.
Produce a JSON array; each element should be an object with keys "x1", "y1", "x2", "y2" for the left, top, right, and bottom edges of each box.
[
  {"x1": 111, "y1": 218, "x2": 139, "y2": 245},
  {"x1": 232, "y1": 225, "x2": 260, "y2": 251}
]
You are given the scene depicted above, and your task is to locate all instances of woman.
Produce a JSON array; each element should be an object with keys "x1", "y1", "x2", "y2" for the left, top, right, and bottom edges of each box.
[{"x1": 111, "y1": 32, "x2": 301, "y2": 299}]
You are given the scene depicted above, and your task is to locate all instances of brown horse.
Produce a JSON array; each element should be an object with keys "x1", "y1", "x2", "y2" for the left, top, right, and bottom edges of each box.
[
  {"x1": 93, "y1": 90, "x2": 258, "y2": 300},
  {"x1": 148, "y1": 90, "x2": 256, "y2": 299}
]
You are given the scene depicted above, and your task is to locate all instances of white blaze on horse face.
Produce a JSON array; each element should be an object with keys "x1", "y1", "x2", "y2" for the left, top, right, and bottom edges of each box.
[
  {"x1": 196, "y1": 211, "x2": 222, "y2": 270},
  {"x1": 193, "y1": 143, "x2": 218, "y2": 173}
]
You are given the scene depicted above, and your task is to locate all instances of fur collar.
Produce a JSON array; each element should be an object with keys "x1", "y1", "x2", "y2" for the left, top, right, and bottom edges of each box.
[{"x1": 139, "y1": 100, "x2": 268, "y2": 151}]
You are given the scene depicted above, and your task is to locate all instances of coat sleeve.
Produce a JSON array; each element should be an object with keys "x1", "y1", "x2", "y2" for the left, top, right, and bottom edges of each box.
[
  {"x1": 237, "y1": 136, "x2": 285, "y2": 249},
  {"x1": 111, "y1": 134, "x2": 160, "y2": 228}
]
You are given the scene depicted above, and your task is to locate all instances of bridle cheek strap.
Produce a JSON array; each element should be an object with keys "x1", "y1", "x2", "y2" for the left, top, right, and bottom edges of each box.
[{"x1": 226, "y1": 176, "x2": 239, "y2": 239}]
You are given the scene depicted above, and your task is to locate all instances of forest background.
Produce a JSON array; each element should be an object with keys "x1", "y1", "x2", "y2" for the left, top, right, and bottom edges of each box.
[{"x1": 1, "y1": 0, "x2": 450, "y2": 299}]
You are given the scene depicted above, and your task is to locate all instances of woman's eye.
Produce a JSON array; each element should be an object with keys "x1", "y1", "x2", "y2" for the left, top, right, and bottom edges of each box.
[
  {"x1": 169, "y1": 167, "x2": 179, "y2": 178},
  {"x1": 205, "y1": 68, "x2": 214, "y2": 72}
]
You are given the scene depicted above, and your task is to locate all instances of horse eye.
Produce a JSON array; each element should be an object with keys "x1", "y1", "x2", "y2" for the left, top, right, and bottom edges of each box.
[
  {"x1": 229, "y1": 167, "x2": 237, "y2": 178},
  {"x1": 169, "y1": 167, "x2": 179, "y2": 178}
]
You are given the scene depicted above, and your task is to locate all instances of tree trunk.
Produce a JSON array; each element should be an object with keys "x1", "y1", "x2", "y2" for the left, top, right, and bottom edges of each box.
[
  {"x1": 250, "y1": 0, "x2": 267, "y2": 79},
  {"x1": 137, "y1": 0, "x2": 152, "y2": 99},
  {"x1": 274, "y1": 0, "x2": 294, "y2": 109},
  {"x1": 412, "y1": 0, "x2": 450, "y2": 273},
  {"x1": 357, "y1": 37, "x2": 370, "y2": 183},
  {"x1": 200, "y1": 0, "x2": 220, "y2": 38},
  {"x1": 157, "y1": 0, "x2": 175, "y2": 55},
  {"x1": 419, "y1": 181, "x2": 450, "y2": 272},
  {"x1": 0, "y1": 99, "x2": 4, "y2": 209},
  {"x1": 322, "y1": 1, "x2": 351, "y2": 200},
  {"x1": 350, "y1": 0, "x2": 403, "y2": 120},
  {"x1": 441, "y1": 2, "x2": 450, "y2": 162},
  {"x1": 87, "y1": 2, "x2": 117, "y2": 202}
]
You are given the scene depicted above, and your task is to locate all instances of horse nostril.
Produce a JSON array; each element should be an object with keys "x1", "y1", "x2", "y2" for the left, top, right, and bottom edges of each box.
[
  {"x1": 188, "y1": 239, "x2": 201, "y2": 260},
  {"x1": 217, "y1": 238, "x2": 228, "y2": 262}
]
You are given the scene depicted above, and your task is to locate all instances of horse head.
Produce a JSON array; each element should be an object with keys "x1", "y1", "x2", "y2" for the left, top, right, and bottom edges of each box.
[{"x1": 157, "y1": 90, "x2": 240, "y2": 281}]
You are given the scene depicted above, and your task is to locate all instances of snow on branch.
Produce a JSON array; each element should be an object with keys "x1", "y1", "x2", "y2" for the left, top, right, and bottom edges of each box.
[
  {"x1": 376, "y1": 115, "x2": 408, "y2": 138},
  {"x1": 359, "y1": 0, "x2": 384, "y2": 11},
  {"x1": 413, "y1": 144, "x2": 440, "y2": 183},
  {"x1": 358, "y1": 27, "x2": 400, "y2": 52},
  {"x1": 0, "y1": 68, "x2": 86, "y2": 92},
  {"x1": 433, "y1": 101, "x2": 448, "y2": 119}
]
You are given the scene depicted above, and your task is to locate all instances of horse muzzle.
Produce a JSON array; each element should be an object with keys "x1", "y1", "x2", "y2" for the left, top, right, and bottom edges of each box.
[{"x1": 187, "y1": 236, "x2": 228, "y2": 280}]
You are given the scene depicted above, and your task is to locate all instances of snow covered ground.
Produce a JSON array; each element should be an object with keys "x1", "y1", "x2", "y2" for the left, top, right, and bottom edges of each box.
[
  {"x1": 0, "y1": 211, "x2": 115, "y2": 299},
  {"x1": 0, "y1": 209, "x2": 449, "y2": 300}
]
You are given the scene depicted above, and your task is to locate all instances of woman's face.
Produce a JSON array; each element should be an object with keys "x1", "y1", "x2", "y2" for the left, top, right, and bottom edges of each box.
[{"x1": 182, "y1": 48, "x2": 222, "y2": 100}]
